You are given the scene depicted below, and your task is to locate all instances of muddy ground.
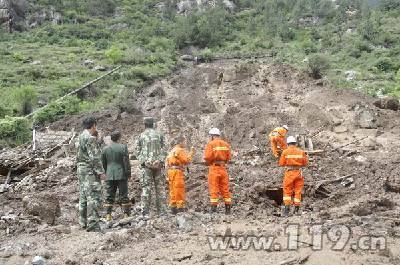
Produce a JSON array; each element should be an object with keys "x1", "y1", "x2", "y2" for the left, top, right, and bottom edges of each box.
[{"x1": 1, "y1": 60, "x2": 400, "y2": 265}]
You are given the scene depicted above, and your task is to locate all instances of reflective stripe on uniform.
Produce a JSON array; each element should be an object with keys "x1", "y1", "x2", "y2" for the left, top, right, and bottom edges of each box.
[
  {"x1": 293, "y1": 198, "x2": 301, "y2": 203},
  {"x1": 210, "y1": 198, "x2": 219, "y2": 203},
  {"x1": 285, "y1": 155, "x2": 304, "y2": 159},
  {"x1": 213, "y1": 146, "x2": 229, "y2": 151},
  {"x1": 283, "y1": 196, "x2": 292, "y2": 201},
  {"x1": 223, "y1": 198, "x2": 232, "y2": 202}
]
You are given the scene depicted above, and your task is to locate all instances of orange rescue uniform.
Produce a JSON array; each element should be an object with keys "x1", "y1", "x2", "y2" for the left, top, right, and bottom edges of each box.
[
  {"x1": 279, "y1": 145, "x2": 308, "y2": 206},
  {"x1": 166, "y1": 145, "x2": 193, "y2": 208},
  {"x1": 269, "y1": 127, "x2": 288, "y2": 158},
  {"x1": 204, "y1": 137, "x2": 232, "y2": 206}
]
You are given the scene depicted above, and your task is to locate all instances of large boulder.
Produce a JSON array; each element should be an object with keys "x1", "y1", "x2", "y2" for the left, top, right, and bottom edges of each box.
[
  {"x1": 353, "y1": 104, "x2": 378, "y2": 129},
  {"x1": 22, "y1": 194, "x2": 61, "y2": 225}
]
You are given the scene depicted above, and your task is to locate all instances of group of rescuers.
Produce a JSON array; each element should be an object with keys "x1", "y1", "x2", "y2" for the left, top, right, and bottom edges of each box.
[{"x1": 77, "y1": 116, "x2": 308, "y2": 232}]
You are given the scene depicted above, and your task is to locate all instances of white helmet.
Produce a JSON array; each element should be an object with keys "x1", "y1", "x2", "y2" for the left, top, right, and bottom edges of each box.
[
  {"x1": 287, "y1": 136, "x2": 297, "y2": 144},
  {"x1": 283, "y1": 125, "x2": 289, "y2": 131},
  {"x1": 209, "y1": 128, "x2": 221, "y2": 136}
]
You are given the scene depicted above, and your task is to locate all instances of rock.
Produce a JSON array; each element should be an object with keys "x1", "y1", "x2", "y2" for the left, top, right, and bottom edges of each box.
[
  {"x1": 373, "y1": 97, "x2": 399, "y2": 111},
  {"x1": 345, "y1": 70, "x2": 357, "y2": 81},
  {"x1": 94, "y1": 65, "x2": 106, "y2": 71},
  {"x1": 176, "y1": 214, "x2": 192, "y2": 232},
  {"x1": 148, "y1": 86, "x2": 165, "y2": 98},
  {"x1": 83, "y1": 59, "x2": 94, "y2": 66},
  {"x1": 354, "y1": 105, "x2": 377, "y2": 129},
  {"x1": 22, "y1": 194, "x2": 60, "y2": 225},
  {"x1": 333, "y1": 125, "x2": 348, "y2": 133},
  {"x1": 0, "y1": 183, "x2": 8, "y2": 193},
  {"x1": 180, "y1": 55, "x2": 194, "y2": 61},
  {"x1": 32, "y1": 256, "x2": 46, "y2": 265}
]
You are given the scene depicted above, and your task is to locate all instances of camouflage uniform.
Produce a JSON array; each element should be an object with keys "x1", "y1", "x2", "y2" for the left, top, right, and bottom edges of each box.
[
  {"x1": 77, "y1": 130, "x2": 105, "y2": 231},
  {"x1": 135, "y1": 128, "x2": 167, "y2": 216}
]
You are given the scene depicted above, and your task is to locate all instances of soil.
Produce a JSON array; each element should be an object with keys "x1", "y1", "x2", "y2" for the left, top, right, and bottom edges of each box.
[{"x1": 1, "y1": 60, "x2": 400, "y2": 265}]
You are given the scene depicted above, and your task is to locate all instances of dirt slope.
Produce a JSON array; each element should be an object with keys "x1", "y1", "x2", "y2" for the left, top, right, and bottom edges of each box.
[{"x1": 1, "y1": 60, "x2": 400, "y2": 265}]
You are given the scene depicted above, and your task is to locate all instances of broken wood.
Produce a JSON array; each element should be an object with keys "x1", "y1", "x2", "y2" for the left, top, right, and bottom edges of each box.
[
  {"x1": 279, "y1": 253, "x2": 310, "y2": 265},
  {"x1": 305, "y1": 149, "x2": 324, "y2": 155},
  {"x1": 331, "y1": 136, "x2": 369, "y2": 152}
]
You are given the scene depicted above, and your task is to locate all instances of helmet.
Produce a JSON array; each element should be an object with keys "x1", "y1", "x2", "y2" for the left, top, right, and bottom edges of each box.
[
  {"x1": 209, "y1": 128, "x2": 221, "y2": 136},
  {"x1": 287, "y1": 136, "x2": 297, "y2": 144},
  {"x1": 283, "y1": 125, "x2": 289, "y2": 131}
]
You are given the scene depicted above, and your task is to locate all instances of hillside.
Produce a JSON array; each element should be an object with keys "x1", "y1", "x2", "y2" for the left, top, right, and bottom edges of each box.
[
  {"x1": 1, "y1": 59, "x2": 400, "y2": 264},
  {"x1": 0, "y1": 0, "x2": 400, "y2": 146}
]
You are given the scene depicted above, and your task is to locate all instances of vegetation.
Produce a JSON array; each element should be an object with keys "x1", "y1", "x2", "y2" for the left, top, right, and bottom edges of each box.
[{"x1": 0, "y1": 0, "x2": 399, "y2": 145}]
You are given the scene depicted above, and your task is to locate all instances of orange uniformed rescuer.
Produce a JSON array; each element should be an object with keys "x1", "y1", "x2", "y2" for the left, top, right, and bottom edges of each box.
[
  {"x1": 269, "y1": 125, "x2": 289, "y2": 158},
  {"x1": 279, "y1": 136, "x2": 308, "y2": 217},
  {"x1": 204, "y1": 128, "x2": 232, "y2": 215},
  {"x1": 166, "y1": 136, "x2": 194, "y2": 214}
]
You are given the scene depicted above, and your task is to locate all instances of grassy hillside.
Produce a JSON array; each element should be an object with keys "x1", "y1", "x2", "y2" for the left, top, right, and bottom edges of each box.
[{"x1": 0, "y1": 0, "x2": 399, "y2": 145}]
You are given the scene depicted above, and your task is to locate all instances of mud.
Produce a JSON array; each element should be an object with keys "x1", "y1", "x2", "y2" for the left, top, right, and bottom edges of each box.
[{"x1": 1, "y1": 60, "x2": 400, "y2": 264}]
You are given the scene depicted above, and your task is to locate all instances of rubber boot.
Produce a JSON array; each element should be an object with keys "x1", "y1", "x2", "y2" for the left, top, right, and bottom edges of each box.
[
  {"x1": 225, "y1": 204, "x2": 231, "y2": 215},
  {"x1": 293, "y1": 206, "x2": 301, "y2": 216},
  {"x1": 211, "y1": 205, "x2": 217, "y2": 213},
  {"x1": 282, "y1": 205, "x2": 290, "y2": 217}
]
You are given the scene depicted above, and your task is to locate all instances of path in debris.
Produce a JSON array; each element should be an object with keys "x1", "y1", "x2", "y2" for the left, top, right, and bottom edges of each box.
[{"x1": 1, "y1": 60, "x2": 400, "y2": 264}]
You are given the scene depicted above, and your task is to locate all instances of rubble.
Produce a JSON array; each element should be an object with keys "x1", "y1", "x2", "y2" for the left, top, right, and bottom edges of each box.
[{"x1": 1, "y1": 61, "x2": 400, "y2": 264}]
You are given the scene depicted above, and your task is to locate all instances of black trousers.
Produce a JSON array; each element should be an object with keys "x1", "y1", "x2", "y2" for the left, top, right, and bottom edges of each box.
[{"x1": 105, "y1": 179, "x2": 129, "y2": 205}]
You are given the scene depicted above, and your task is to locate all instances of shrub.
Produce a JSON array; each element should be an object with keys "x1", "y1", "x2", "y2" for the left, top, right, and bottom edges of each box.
[
  {"x1": 11, "y1": 86, "x2": 38, "y2": 116},
  {"x1": 0, "y1": 117, "x2": 31, "y2": 146},
  {"x1": 34, "y1": 96, "x2": 82, "y2": 125},
  {"x1": 105, "y1": 45, "x2": 123, "y2": 64},
  {"x1": 194, "y1": 48, "x2": 214, "y2": 62},
  {"x1": 375, "y1": 58, "x2": 396, "y2": 72},
  {"x1": 307, "y1": 54, "x2": 330, "y2": 79}
]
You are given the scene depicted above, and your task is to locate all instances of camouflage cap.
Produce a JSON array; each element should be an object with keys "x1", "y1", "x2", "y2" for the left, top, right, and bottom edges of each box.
[{"x1": 143, "y1": 117, "x2": 154, "y2": 125}]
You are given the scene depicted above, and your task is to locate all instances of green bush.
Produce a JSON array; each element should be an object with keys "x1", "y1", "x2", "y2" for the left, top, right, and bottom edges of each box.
[
  {"x1": 34, "y1": 96, "x2": 82, "y2": 125},
  {"x1": 194, "y1": 48, "x2": 214, "y2": 62},
  {"x1": 375, "y1": 58, "x2": 397, "y2": 72},
  {"x1": 11, "y1": 86, "x2": 38, "y2": 116},
  {"x1": 308, "y1": 54, "x2": 330, "y2": 79},
  {"x1": 105, "y1": 45, "x2": 124, "y2": 64},
  {"x1": 0, "y1": 117, "x2": 31, "y2": 146}
]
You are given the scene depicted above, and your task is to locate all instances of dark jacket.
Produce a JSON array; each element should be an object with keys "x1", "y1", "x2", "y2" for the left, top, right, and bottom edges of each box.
[{"x1": 101, "y1": 142, "x2": 131, "y2": 180}]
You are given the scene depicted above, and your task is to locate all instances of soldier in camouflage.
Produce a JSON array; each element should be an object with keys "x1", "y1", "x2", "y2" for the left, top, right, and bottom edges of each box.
[
  {"x1": 76, "y1": 117, "x2": 106, "y2": 232},
  {"x1": 135, "y1": 117, "x2": 167, "y2": 218}
]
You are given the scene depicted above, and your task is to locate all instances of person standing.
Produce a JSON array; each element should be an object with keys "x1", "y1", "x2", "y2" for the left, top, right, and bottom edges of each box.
[
  {"x1": 102, "y1": 131, "x2": 132, "y2": 221},
  {"x1": 76, "y1": 116, "x2": 106, "y2": 232},
  {"x1": 166, "y1": 136, "x2": 194, "y2": 214},
  {"x1": 279, "y1": 136, "x2": 308, "y2": 217},
  {"x1": 269, "y1": 125, "x2": 289, "y2": 158},
  {"x1": 204, "y1": 128, "x2": 232, "y2": 214},
  {"x1": 135, "y1": 117, "x2": 167, "y2": 218}
]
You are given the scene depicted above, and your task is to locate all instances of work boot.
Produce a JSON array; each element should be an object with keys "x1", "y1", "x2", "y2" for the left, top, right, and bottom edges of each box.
[
  {"x1": 293, "y1": 206, "x2": 301, "y2": 216},
  {"x1": 211, "y1": 205, "x2": 217, "y2": 214},
  {"x1": 281, "y1": 205, "x2": 290, "y2": 217},
  {"x1": 171, "y1": 207, "x2": 178, "y2": 215},
  {"x1": 225, "y1": 204, "x2": 231, "y2": 215},
  {"x1": 105, "y1": 214, "x2": 112, "y2": 222}
]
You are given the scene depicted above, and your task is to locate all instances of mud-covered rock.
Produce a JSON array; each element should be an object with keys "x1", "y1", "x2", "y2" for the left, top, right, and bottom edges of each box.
[{"x1": 22, "y1": 194, "x2": 60, "y2": 225}]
